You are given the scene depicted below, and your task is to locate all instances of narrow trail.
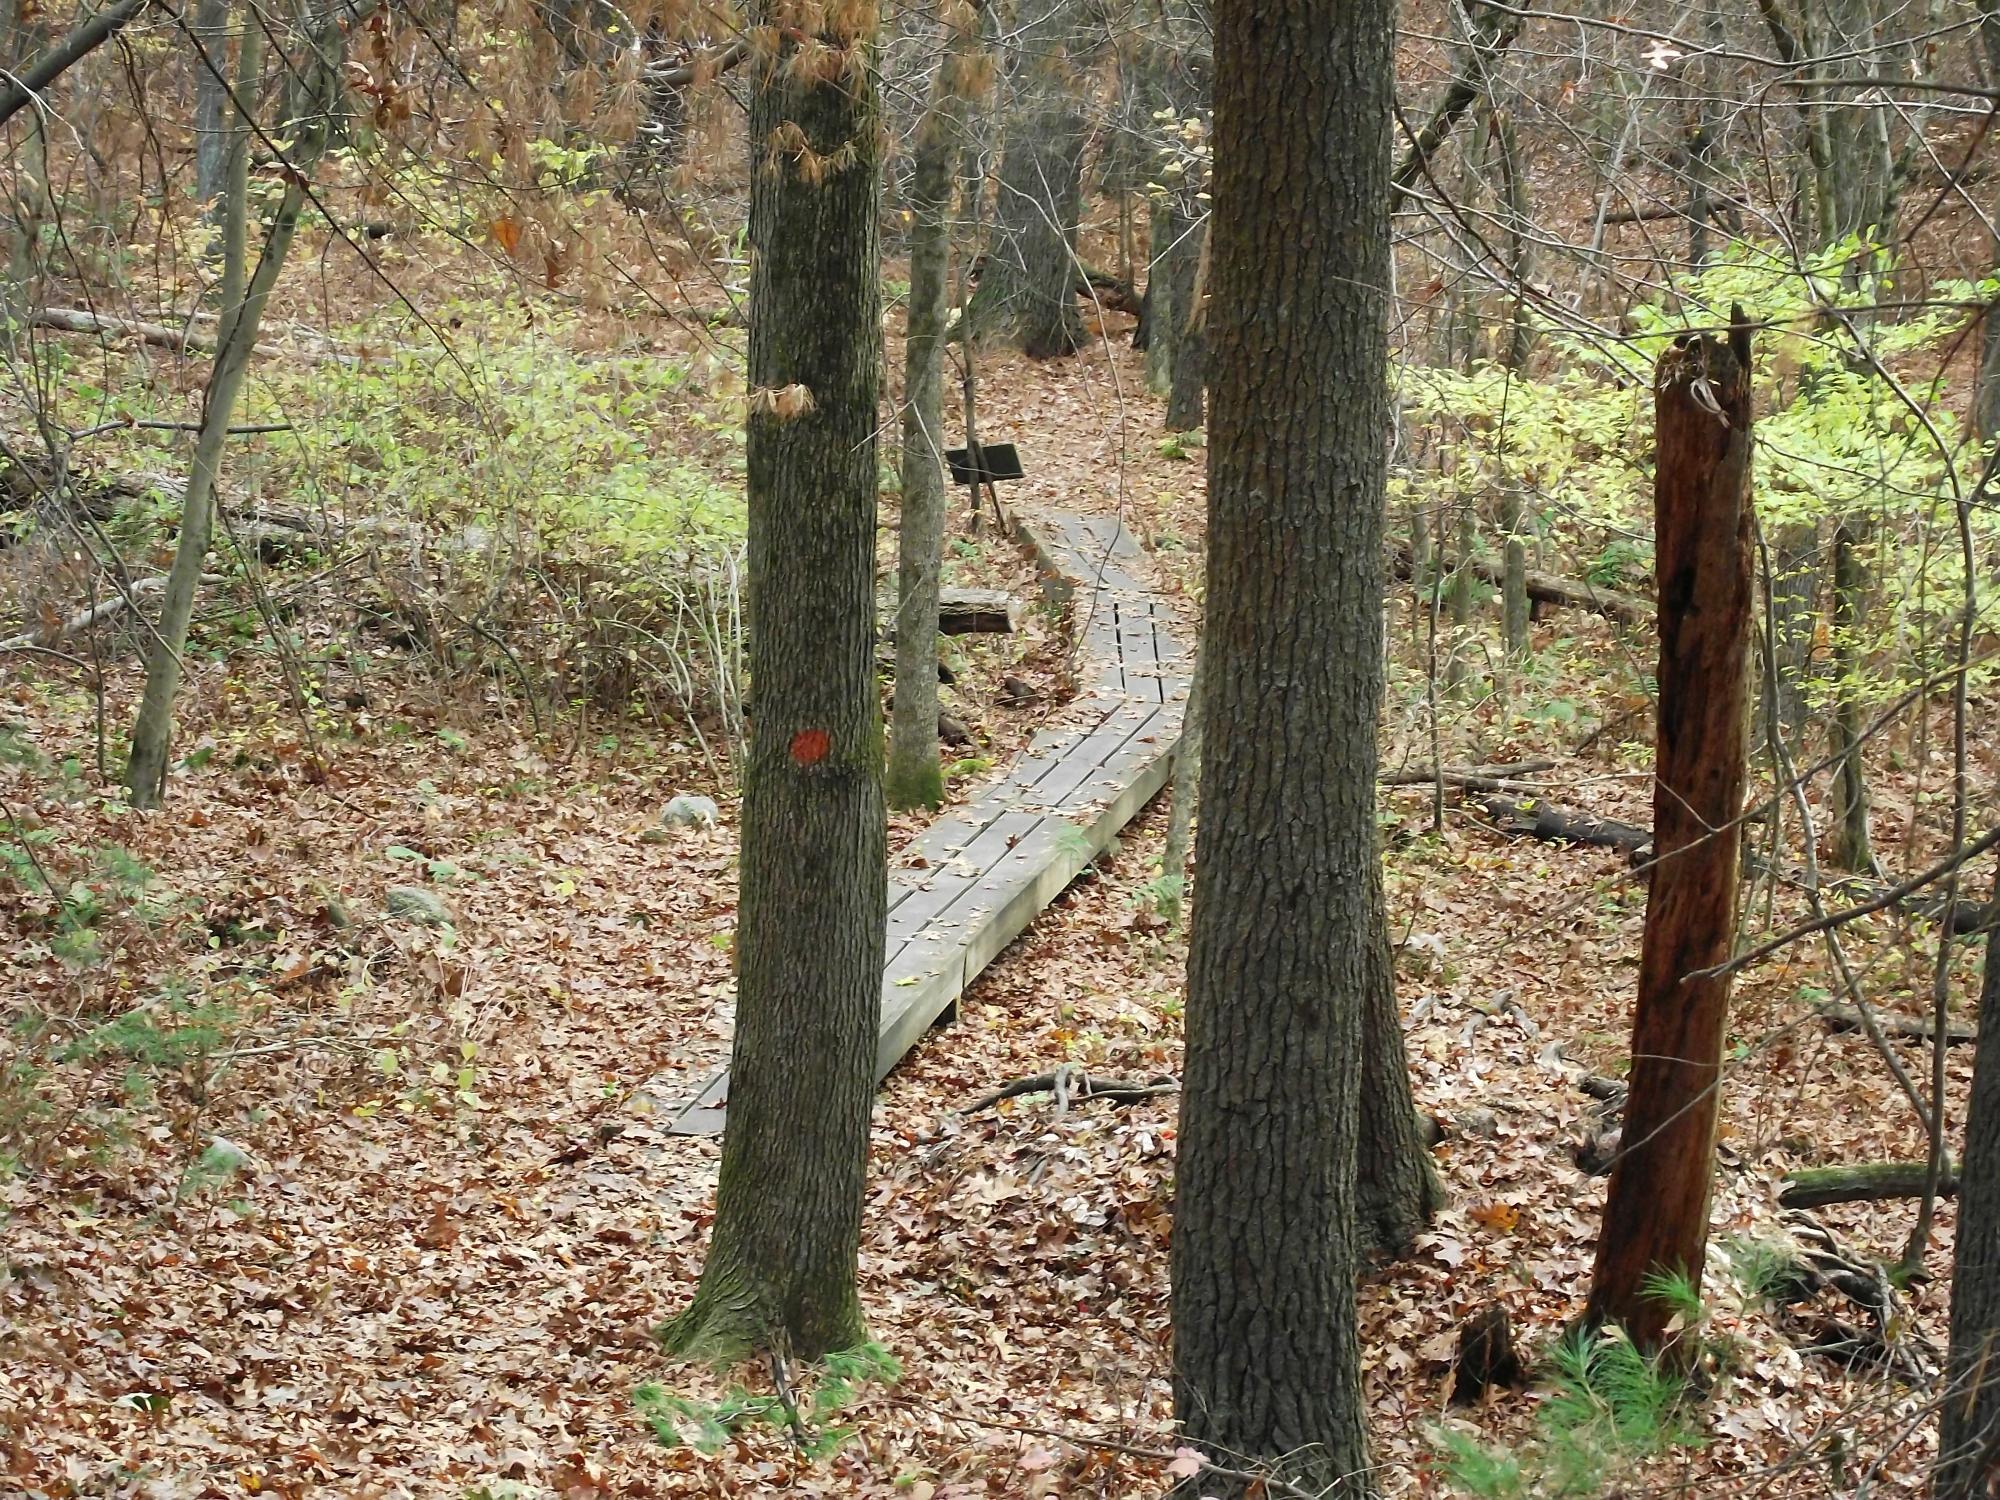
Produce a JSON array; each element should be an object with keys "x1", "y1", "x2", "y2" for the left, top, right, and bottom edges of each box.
[{"x1": 668, "y1": 510, "x2": 1191, "y2": 1133}]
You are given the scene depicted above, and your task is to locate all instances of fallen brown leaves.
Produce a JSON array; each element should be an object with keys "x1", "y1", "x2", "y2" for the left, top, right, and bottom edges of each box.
[{"x1": 3, "y1": 297, "x2": 1995, "y2": 1500}]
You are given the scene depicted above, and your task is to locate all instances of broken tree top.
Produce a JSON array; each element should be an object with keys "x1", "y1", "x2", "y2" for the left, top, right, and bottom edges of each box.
[{"x1": 945, "y1": 443, "x2": 1024, "y2": 486}]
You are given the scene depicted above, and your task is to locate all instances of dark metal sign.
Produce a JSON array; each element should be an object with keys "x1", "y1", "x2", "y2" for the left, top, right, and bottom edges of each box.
[{"x1": 944, "y1": 442, "x2": 1024, "y2": 486}]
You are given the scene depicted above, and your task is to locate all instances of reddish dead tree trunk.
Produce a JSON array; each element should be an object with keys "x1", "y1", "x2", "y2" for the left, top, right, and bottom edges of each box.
[{"x1": 1584, "y1": 313, "x2": 1754, "y2": 1349}]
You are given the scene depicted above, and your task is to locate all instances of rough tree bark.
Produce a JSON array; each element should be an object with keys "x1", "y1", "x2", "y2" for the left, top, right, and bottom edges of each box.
[
  {"x1": 1584, "y1": 315, "x2": 1755, "y2": 1349},
  {"x1": 661, "y1": 3, "x2": 886, "y2": 1360},
  {"x1": 1170, "y1": 0, "x2": 1396, "y2": 1489},
  {"x1": 1763, "y1": 521, "x2": 1818, "y2": 740},
  {"x1": 192, "y1": 0, "x2": 230, "y2": 207},
  {"x1": 888, "y1": 19, "x2": 976, "y2": 812},
  {"x1": 1163, "y1": 202, "x2": 1206, "y2": 430},
  {"x1": 125, "y1": 7, "x2": 308, "y2": 807},
  {"x1": 1937, "y1": 872, "x2": 2000, "y2": 1500},
  {"x1": 1158, "y1": 638, "x2": 1202, "y2": 925},
  {"x1": 1358, "y1": 908, "x2": 1447, "y2": 1259},
  {"x1": 1827, "y1": 518, "x2": 1874, "y2": 872},
  {"x1": 968, "y1": 0, "x2": 1086, "y2": 358},
  {"x1": 1142, "y1": 192, "x2": 1174, "y2": 392}
]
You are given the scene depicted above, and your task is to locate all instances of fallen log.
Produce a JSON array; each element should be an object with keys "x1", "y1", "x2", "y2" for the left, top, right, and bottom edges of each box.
[
  {"x1": 1380, "y1": 757, "x2": 1554, "y2": 790},
  {"x1": 1077, "y1": 265, "x2": 1144, "y2": 318},
  {"x1": 1603, "y1": 205, "x2": 1691, "y2": 225},
  {"x1": 1389, "y1": 546, "x2": 1650, "y2": 625},
  {"x1": 31, "y1": 306, "x2": 288, "y2": 360},
  {"x1": 1478, "y1": 794, "x2": 1653, "y2": 857},
  {"x1": 1779, "y1": 1160, "x2": 1958, "y2": 1210},
  {"x1": 0, "y1": 572, "x2": 225, "y2": 650},
  {"x1": 938, "y1": 587, "x2": 1020, "y2": 635},
  {"x1": 1818, "y1": 1004, "x2": 1975, "y2": 1046}
]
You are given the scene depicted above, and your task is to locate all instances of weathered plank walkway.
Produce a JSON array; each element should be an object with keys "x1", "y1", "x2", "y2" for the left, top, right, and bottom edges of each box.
[{"x1": 666, "y1": 512, "x2": 1190, "y2": 1134}]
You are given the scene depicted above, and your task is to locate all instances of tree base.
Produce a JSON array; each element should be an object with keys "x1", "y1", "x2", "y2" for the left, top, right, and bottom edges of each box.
[
  {"x1": 660, "y1": 1262, "x2": 866, "y2": 1364},
  {"x1": 885, "y1": 758, "x2": 946, "y2": 813}
]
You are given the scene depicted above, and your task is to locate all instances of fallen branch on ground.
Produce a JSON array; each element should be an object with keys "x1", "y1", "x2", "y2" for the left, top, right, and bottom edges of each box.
[
  {"x1": 1780, "y1": 1160, "x2": 1959, "y2": 1209},
  {"x1": 1478, "y1": 794, "x2": 1653, "y2": 856},
  {"x1": 1389, "y1": 546, "x2": 1650, "y2": 624},
  {"x1": 1381, "y1": 758, "x2": 1555, "y2": 792},
  {"x1": 1818, "y1": 1004, "x2": 1975, "y2": 1046},
  {"x1": 963, "y1": 1066, "x2": 1178, "y2": 1115},
  {"x1": 31, "y1": 306, "x2": 289, "y2": 359},
  {"x1": 0, "y1": 572, "x2": 225, "y2": 651}
]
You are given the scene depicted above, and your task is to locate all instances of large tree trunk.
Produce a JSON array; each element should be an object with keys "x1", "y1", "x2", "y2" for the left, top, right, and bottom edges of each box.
[
  {"x1": 1142, "y1": 193, "x2": 1174, "y2": 392},
  {"x1": 1158, "y1": 636, "x2": 1203, "y2": 925},
  {"x1": 968, "y1": 0, "x2": 1086, "y2": 359},
  {"x1": 1585, "y1": 316, "x2": 1755, "y2": 1349},
  {"x1": 125, "y1": 9, "x2": 310, "y2": 807},
  {"x1": 1170, "y1": 0, "x2": 1394, "y2": 1489},
  {"x1": 1157, "y1": 4, "x2": 1210, "y2": 429},
  {"x1": 662, "y1": 2, "x2": 885, "y2": 1362},
  {"x1": 887, "y1": 26, "x2": 974, "y2": 812},
  {"x1": 1937, "y1": 874, "x2": 2000, "y2": 1500},
  {"x1": 1812, "y1": 0, "x2": 1899, "y2": 252},
  {"x1": 1490, "y1": 101, "x2": 1532, "y2": 372},
  {"x1": 1358, "y1": 909, "x2": 1446, "y2": 1259}
]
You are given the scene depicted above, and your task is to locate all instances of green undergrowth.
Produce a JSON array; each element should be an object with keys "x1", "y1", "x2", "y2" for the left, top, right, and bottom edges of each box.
[
  {"x1": 1435, "y1": 1273, "x2": 1710, "y2": 1498},
  {"x1": 635, "y1": 1343, "x2": 902, "y2": 1464},
  {"x1": 1396, "y1": 234, "x2": 2000, "y2": 712}
]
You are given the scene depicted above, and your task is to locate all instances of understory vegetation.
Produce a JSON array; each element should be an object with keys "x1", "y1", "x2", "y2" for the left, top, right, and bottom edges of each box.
[{"x1": 2, "y1": 0, "x2": 1998, "y2": 1496}]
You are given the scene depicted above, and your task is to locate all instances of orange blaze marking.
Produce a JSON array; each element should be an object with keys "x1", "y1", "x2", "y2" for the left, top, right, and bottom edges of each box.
[{"x1": 790, "y1": 728, "x2": 831, "y2": 765}]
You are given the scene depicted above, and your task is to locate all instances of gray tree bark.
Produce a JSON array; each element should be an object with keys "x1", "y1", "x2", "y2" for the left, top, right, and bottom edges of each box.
[
  {"x1": 1170, "y1": 0, "x2": 1396, "y2": 1488},
  {"x1": 192, "y1": 0, "x2": 230, "y2": 207},
  {"x1": 126, "y1": 7, "x2": 316, "y2": 807},
  {"x1": 662, "y1": 0, "x2": 886, "y2": 1361},
  {"x1": 887, "y1": 26, "x2": 975, "y2": 812},
  {"x1": 967, "y1": 0, "x2": 1086, "y2": 358},
  {"x1": 1827, "y1": 519, "x2": 1874, "y2": 872},
  {"x1": 1158, "y1": 637, "x2": 1203, "y2": 924},
  {"x1": 1937, "y1": 872, "x2": 2000, "y2": 1500},
  {"x1": 1763, "y1": 521, "x2": 1819, "y2": 740}
]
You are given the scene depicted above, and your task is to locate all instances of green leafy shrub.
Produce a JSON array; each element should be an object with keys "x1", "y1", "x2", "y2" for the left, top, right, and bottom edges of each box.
[{"x1": 258, "y1": 302, "x2": 749, "y2": 749}]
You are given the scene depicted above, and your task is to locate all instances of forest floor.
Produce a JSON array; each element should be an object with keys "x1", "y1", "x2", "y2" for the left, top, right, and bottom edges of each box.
[{"x1": 3, "y1": 288, "x2": 1998, "y2": 1500}]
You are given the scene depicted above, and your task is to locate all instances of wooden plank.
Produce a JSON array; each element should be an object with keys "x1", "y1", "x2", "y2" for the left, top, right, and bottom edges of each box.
[{"x1": 667, "y1": 510, "x2": 1187, "y2": 1136}]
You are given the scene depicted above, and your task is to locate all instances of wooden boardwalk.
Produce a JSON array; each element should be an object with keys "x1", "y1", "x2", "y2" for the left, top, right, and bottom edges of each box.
[{"x1": 666, "y1": 512, "x2": 1190, "y2": 1135}]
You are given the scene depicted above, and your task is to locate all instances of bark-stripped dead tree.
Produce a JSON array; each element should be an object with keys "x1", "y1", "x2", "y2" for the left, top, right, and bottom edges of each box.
[
  {"x1": 661, "y1": 2, "x2": 886, "y2": 1360},
  {"x1": 1585, "y1": 314, "x2": 1755, "y2": 1349}
]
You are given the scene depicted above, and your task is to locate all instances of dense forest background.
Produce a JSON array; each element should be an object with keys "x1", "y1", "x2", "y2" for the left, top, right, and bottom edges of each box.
[{"x1": 2, "y1": 0, "x2": 1999, "y2": 1495}]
